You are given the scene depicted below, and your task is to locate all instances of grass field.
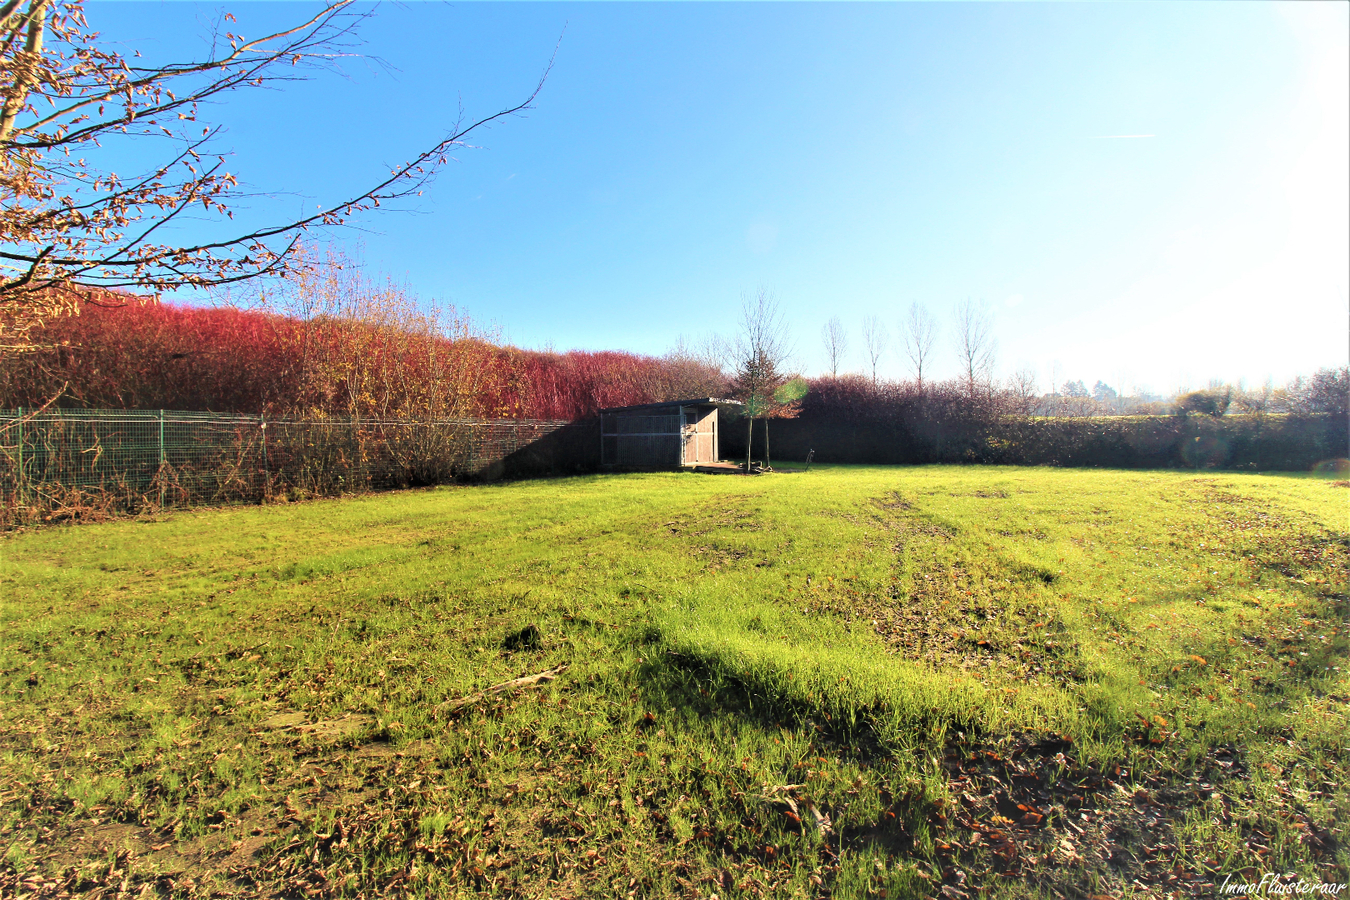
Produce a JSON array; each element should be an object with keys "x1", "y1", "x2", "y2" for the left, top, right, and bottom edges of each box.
[{"x1": 1, "y1": 465, "x2": 1346, "y2": 899}]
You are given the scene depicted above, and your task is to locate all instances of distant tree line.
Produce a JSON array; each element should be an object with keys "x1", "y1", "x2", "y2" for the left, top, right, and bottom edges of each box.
[
  {"x1": 1030, "y1": 374, "x2": 1347, "y2": 419},
  {"x1": 2, "y1": 251, "x2": 1344, "y2": 477},
  {"x1": 816, "y1": 302, "x2": 1347, "y2": 420}
]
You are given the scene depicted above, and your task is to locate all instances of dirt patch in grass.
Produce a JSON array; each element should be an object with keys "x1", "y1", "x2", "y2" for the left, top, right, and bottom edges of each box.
[
  {"x1": 5, "y1": 798, "x2": 292, "y2": 897},
  {"x1": 806, "y1": 501, "x2": 1083, "y2": 688},
  {"x1": 659, "y1": 504, "x2": 762, "y2": 538}
]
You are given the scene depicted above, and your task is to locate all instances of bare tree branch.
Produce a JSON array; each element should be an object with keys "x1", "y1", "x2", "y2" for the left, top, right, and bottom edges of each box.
[
  {"x1": 861, "y1": 313, "x2": 887, "y2": 387},
  {"x1": 821, "y1": 315, "x2": 847, "y2": 377},
  {"x1": 953, "y1": 298, "x2": 996, "y2": 395},
  {"x1": 901, "y1": 302, "x2": 937, "y2": 387},
  {"x1": 0, "y1": 0, "x2": 554, "y2": 352}
]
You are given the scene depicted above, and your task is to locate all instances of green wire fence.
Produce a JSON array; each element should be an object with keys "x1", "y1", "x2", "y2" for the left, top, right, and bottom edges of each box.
[{"x1": 1, "y1": 409, "x2": 585, "y2": 524}]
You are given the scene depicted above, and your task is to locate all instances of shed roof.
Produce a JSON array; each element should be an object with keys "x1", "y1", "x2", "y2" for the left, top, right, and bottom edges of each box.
[{"x1": 598, "y1": 397, "x2": 743, "y2": 415}]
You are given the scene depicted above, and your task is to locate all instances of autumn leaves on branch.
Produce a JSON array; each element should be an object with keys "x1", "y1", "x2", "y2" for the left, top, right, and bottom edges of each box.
[{"x1": 0, "y1": 0, "x2": 548, "y2": 351}]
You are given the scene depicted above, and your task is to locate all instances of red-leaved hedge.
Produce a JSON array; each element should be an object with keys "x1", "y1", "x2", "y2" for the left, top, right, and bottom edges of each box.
[{"x1": 0, "y1": 299, "x2": 725, "y2": 419}]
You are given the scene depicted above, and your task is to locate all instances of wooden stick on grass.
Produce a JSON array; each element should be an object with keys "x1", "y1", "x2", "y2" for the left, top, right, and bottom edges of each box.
[{"x1": 438, "y1": 664, "x2": 569, "y2": 715}]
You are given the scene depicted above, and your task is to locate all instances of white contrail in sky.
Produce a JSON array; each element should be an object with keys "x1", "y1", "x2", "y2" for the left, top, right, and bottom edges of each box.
[{"x1": 1089, "y1": 134, "x2": 1157, "y2": 139}]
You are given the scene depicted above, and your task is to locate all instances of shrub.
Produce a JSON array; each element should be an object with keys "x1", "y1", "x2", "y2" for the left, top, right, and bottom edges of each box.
[{"x1": 1174, "y1": 388, "x2": 1232, "y2": 417}]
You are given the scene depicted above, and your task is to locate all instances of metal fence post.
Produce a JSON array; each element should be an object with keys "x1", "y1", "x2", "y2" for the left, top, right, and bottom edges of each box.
[
  {"x1": 260, "y1": 416, "x2": 268, "y2": 492},
  {"x1": 158, "y1": 409, "x2": 166, "y2": 508},
  {"x1": 14, "y1": 406, "x2": 23, "y2": 505}
]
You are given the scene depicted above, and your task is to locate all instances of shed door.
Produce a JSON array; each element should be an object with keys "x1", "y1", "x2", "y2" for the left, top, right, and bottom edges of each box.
[
  {"x1": 680, "y1": 407, "x2": 716, "y2": 464},
  {"x1": 680, "y1": 407, "x2": 695, "y2": 464}
]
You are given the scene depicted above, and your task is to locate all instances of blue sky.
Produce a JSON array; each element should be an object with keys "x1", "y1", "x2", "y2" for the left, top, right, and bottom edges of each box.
[{"x1": 96, "y1": 2, "x2": 1347, "y2": 394}]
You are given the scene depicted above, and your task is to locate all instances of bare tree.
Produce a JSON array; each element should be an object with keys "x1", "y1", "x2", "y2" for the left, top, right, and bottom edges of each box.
[
  {"x1": 0, "y1": 0, "x2": 550, "y2": 351},
  {"x1": 697, "y1": 332, "x2": 733, "y2": 377},
  {"x1": 662, "y1": 335, "x2": 729, "y2": 400},
  {"x1": 1233, "y1": 377, "x2": 1275, "y2": 415},
  {"x1": 861, "y1": 314, "x2": 888, "y2": 387},
  {"x1": 900, "y1": 302, "x2": 937, "y2": 387},
  {"x1": 730, "y1": 287, "x2": 792, "y2": 471},
  {"x1": 821, "y1": 316, "x2": 848, "y2": 377},
  {"x1": 953, "y1": 298, "x2": 996, "y2": 395},
  {"x1": 1006, "y1": 367, "x2": 1039, "y2": 415}
]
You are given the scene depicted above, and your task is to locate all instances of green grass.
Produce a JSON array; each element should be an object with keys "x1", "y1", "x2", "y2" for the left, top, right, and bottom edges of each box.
[{"x1": 1, "y1": 466, "x2": 1346, "y2": 898}]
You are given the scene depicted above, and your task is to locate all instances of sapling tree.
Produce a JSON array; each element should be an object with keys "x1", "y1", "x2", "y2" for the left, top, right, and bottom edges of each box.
[
  {"x1": 862, "y1": 313, "x2": 888, "y2": 387},
  {"x1": 821, "y1": 316, "x2": 847, "y2": 377},
  {"x1": 901, "y1": 302, "x2": 937, "y2": 387},
  {"x1": 729, "y1": 287, "x2": 792, "y2": 471},
  {"x1": 953, "y1": 298, "x2": 995, "y2": 395}
]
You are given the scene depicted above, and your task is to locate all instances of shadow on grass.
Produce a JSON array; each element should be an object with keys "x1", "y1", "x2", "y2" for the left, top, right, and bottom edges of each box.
[{"x1": 634, "y1": 643, "x2": 952, "y2": 767}]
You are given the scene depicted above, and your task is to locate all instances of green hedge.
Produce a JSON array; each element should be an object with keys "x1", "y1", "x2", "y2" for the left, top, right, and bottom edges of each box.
[{"x1": 725, "y1": 414, "x2": 1348, "y2": 472}]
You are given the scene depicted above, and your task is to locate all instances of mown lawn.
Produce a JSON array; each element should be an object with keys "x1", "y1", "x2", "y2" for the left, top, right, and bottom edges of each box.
[{"x1": 1, "y1": 466, "x2": 1346, "y2": 899}]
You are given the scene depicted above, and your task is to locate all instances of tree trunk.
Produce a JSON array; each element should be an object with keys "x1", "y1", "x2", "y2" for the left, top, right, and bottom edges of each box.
[
  {"x1": 745, "y1": 415, "x2": 754, "y2": 472},
  {"x1": 764, "y1": 417, "x2": 771, "y2": 470},
  {"x1": 0, "y1": 1, "x2": 49, "y2": 144}
]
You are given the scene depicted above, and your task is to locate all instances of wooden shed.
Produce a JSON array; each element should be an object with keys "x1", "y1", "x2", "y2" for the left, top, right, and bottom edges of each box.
[{"x1": 599, "y1": 398, "x2": 740, "y2": 469}]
